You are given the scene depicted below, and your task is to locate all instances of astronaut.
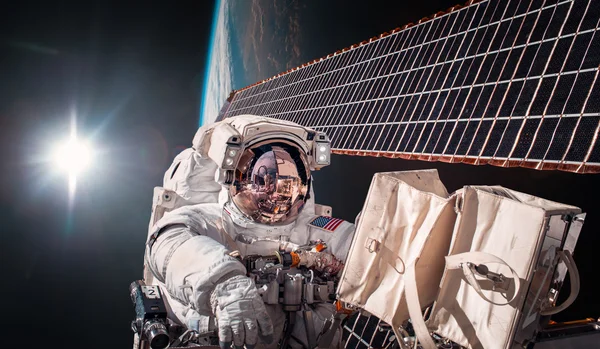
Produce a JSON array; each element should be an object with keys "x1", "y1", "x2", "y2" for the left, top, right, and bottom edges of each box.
[{"x1": 142, "y1": 115, "x2": 356, "y2": 349}]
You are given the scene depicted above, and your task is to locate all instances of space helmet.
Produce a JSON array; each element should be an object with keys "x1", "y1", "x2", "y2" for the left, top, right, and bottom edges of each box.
[{"x1": 229, "y1": 139, "x2": 311, "y2": 225}]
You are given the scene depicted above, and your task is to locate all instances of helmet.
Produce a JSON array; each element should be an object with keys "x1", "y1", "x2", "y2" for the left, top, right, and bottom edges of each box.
[{"x1": 229, "y1": 139, "x2": 311, "y2": 225}]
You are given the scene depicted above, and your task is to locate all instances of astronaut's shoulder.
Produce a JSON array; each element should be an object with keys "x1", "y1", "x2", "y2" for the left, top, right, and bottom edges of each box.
[
  {"x1": 307, "y1": 215, "x2": 350, "y2": 233},
  {"x1": 164, "y1": 202, "x2": 220, "y2": 217},
  {"x1": 154, "y1": 203, "x2": 221, "y2": 231}
]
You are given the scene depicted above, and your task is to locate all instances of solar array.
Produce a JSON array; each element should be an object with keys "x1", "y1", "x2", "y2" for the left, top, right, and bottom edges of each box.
[
  {"x1": 341, "y1": 312, "x2": 398, "y2": 349},
  {"x1": 221, "y1": 0, "x2": 600, "y2": 173}
]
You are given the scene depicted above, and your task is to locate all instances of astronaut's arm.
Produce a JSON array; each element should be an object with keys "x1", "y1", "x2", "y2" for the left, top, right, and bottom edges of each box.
[
  {"x1": 145, "y1": 224, "x2": 246, "y2": 315},
  {"x1": 325, "y1": 221, "x2": 356, "y2": 263},
  {"x1": 146, "y1": 225, "x2": 274, "y2": 346}
]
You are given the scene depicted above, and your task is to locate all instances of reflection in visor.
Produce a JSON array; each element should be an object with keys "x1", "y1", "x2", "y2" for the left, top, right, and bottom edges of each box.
[{"x1": 230, "y1": 141, "x2": 310, "y2": 225}]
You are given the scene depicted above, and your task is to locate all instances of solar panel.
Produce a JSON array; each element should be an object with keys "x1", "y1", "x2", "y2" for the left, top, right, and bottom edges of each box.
[
  {"x1": 341, "y1": 312, "x2": 398, "y2": 349},
  {"x1": 221, "y1": 0, "x2": 600, "y2": 174}
]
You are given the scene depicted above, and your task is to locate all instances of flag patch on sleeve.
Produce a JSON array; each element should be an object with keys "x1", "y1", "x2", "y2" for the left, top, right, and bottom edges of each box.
[{"x1": 309, "y1": 216, "x2": 345, "y2": 232}]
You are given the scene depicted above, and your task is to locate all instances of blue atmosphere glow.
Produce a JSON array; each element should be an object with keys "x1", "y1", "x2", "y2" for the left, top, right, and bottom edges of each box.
[{"x1": 199, "y1": 0, "x2": 222, "y2": 127}]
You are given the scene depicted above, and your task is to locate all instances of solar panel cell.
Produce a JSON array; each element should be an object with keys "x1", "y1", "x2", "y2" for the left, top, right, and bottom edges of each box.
[
  {"x1": 457, "y1": 121, "x2": 479, "y2": 154},
  {"x1": 529, "y1": 117, "x2": 560, "y2": 159},
  {"x1": 513, "y1": 118, "x2": 542, "y2": 158},
  {"x1": 542, "y1": 119, "x2": 574, "y2": 160},
  {"x1": 530, "y1": 76, "x2": 558, "y2": 115},
  {"x1": 503, "y1": 47, "x2": 525, "y2": 80},
  {"x1": 560, "y1": 116, "x2": 600, "y2": 162},
  {"x1": 581, "y1": 1, "x2": 600, "y2": 30},
  {"x1": 440, "y1": 89, "x2": 458, "y2": 117},
  {"x1": 407, "y1": 123, "x2": 425, "y2": 152},
  {"x1": 487, "y1": 83, "x2": 508, "y2": 116},
  {"x1": 474, "y1": 85, "x2": 495, "y2": 116},
  {"x1": 516, "y1": 13, "x2": 538, "y2": 46},
  {"x1": 424, "y1": 122, "x2": 445, "y2": 153},
  {"x1": 496, "y1": 118, "x2": 524, "y2": 157},
  {"x1": 531, "y1": 6, "x2": 557, "y2": 43},
  {"x1": 434, "y1": 121, "x2": 456, "y2": 154},
  {"x1": 581, "y1": 33, "x2": 600, "y2": 70},
  {"x1": 398, "y1": 123, "x2": 416, "y2": 152},
  {"x1": 467, "y1": 119, "x2": 494, "y2": 155},
  {"x1": 588, "y1": 137, "x2": 600, "y2": 163},
  {"x1": 446, "y1": 120, "x2": 467, "y2": 153},
  {"x1": 546, "y1": 74, "x2": 576, "y2": 114},
  {"x1": 566, "y1": 72, "x2": 595, "y2": 114},
  {"x1": 548, "y1": 38, "x2": 574, "y2": 74},
  {"x1": 585, "y1": 76, "x2": 600, "y2": 113}
]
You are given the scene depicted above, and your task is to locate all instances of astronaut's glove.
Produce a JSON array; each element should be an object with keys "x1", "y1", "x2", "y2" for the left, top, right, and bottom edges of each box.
[{"x1": 211, "y1": 274, "x2": 274, "y2": 349}]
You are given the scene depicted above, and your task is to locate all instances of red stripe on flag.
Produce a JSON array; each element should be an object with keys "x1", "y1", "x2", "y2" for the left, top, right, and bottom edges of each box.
[
  {"x1": 324, "y1": 218, "x2": 344, "y2": 231},
  {"x1": 330, "y1": 218, "x2": 344, "y2": 230}
]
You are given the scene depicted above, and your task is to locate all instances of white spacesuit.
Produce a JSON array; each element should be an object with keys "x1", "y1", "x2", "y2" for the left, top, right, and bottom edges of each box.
[{"x1": 142, "y1": 115, "x2": 356, "y2": 349}]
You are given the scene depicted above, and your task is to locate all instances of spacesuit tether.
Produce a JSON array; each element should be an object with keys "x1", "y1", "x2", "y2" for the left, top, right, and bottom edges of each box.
[{"x1": 138, "y1": 115, "x2": 356, "y2": 349}]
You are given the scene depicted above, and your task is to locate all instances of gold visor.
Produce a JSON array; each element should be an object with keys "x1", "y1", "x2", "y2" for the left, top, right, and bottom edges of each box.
[{"x1": 229, "y1": 140, "x2": 310, "y2": 225}]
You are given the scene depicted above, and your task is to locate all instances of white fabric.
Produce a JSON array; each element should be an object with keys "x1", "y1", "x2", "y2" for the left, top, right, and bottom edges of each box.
[
  {"x1": 145, "y1": 205, "x2": 247, "y2": 314},
  {"x1": 447, "y1": 252, "x2": 522, "y2": 306},
  {"x1": 162, "y1": 147, "x2": 222, "y2": 204},
  {"x1": 404, "y1": 258, "x2": 436, "y2": 349},
  {"x1": 424, "y1": 186, "x2": 577, "y2": 349},
  {"x1": 210, "y1": 274, "x2": 274, "y2": 347},
  {"x1": 336, "y1": 169, "x2": 456, "y2": 330},
  {"x1": 221, "y1": 197, "x2": 355, "y2": 263},
  {"x1": 334, "y1": 173, "x2": 582, "y2": 349},
  {"x1": 406, "y1": 251, "x2": 523, "y2": 349},
  {"x1": 467, "y1": 186, "x2": 580, "y2": 215}
]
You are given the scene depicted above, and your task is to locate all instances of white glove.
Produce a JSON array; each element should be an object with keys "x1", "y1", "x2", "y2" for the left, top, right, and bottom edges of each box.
[{"x1": 211, "y1": 274, "x2": 274, "y2": 348}]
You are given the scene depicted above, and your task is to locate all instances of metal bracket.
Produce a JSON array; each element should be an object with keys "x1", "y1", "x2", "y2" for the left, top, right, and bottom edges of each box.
[{"x1": 467, "y1": 262, "x2": 511, "y2": 291}]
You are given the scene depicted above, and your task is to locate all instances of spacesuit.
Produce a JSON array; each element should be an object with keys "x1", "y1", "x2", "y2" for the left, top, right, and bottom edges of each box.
[{"x1": 142, "y1": 115, "x2": 355, "y2": 349}]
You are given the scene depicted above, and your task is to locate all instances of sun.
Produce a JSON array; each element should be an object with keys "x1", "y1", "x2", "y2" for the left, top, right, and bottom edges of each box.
[
  {"x1": 53, "y1": 137, "x2": 92, "y2": 174},
  {"x1": 52, "y1": 136, "x2": 93, "y2": 196}
]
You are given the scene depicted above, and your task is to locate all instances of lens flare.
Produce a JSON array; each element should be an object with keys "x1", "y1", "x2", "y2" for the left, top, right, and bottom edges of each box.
[
  {"x1": 53, "y1": 137, "x2": 92, "y2": 175},
  {"x1": 52, "y1": 136, "x2": 93, "y2": 199}
]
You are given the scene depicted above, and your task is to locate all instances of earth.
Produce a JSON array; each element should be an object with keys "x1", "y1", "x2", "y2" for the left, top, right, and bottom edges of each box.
[
  {"x1": 199, "y1": 0, "x2": 462, "y2": 126},
  {"x1": 200, "y1": 0, "x2": 307, "y2": 126}
]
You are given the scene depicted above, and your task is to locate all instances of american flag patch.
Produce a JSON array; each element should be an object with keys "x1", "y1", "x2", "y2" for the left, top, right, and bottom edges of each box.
[{"x1": 309, "y1": 216, "x2": 344, "y2": 232}]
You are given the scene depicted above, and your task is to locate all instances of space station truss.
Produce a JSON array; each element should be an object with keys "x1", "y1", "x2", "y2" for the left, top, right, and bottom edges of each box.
[
  {"x1": 342, "y1": 312, "x2": 398, "y2": 349},
  {"x1": 221, "y1": 0, "x2": 600, "y2": 174}
]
